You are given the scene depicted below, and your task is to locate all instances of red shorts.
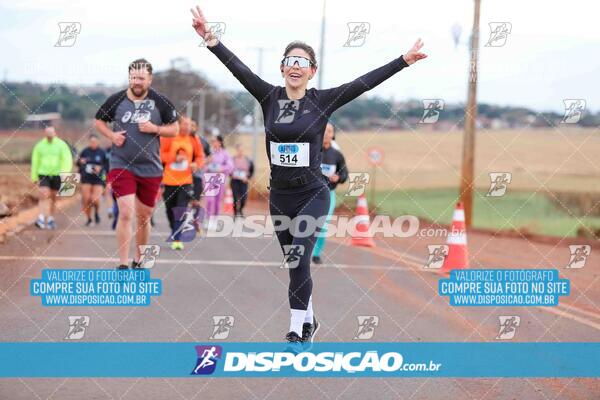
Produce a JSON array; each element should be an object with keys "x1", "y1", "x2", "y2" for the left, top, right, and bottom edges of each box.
[{"x1": 108, "y1": 168, "x2": 162, "y2": 207}]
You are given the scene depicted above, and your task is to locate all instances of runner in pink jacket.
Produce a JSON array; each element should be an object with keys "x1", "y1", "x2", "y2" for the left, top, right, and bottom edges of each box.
[{"x1": 204, "y1": 135, "x2": 233, "y2": 221}]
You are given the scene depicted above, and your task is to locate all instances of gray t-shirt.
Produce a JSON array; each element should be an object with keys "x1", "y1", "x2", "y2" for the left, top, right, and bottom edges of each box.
[{"x1": 95, "y1": 89, "x2": 178, "y2": 177}]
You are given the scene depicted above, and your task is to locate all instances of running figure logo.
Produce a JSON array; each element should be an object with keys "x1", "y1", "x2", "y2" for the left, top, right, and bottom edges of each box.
[
  {"x1": 210, "y1": 316, "x2": 235, "y2": 340},
  {"x1": 424, "y1": 245, "x2": 449, "y2": 269},
  {"x1": 485, "y1": 22, "x2": 512, "y2": 47},
  {"x1": 345, "y1": 172, "x2": 370, "y2": 197},
  {"x1": 138, "y1": 245, "x2": 161, "y2": 269},
  {"x1": 496, "y1": 315, "x2": 520, "y2": 340},
  {"x1": 55, "y1": 22, "x2": 81, "y2": 47},
  {"x1": 65, "y1": 316, "x2": 89, "y2": 340},
  {"x1": 281, "y1": 245, "x2": 305, "y2": 269},
  {"x1": 203, "y1": 173, "x2": 226, "y2": 197},
  {"x1": 344, "y1": 22, "x2": 371, "y2": 47},
  {"x1": 561, "y1": 99, "x2": 586, "y2": 124},
  {"x1": 130, "y1": 99, "x2": 155, "y2": 123},
  {"x1": 420, "y1": 99, "x2": 444, "y2": 124},
  {"x1": 486, "y1": 172, "x2": 512, "y2": 197},
  {"x1": 58, "y1": 173, "x2": 80, "y2": 197},
  {"x1": 191, "y1": 345, "x2": 222, "y2": 375},
  {"x1": 170, "y1": 207, "x2": 197, "y2": 242},
  {"x1": 275, "y1": 100, "x2": 299, "y2": 124},
  {"x1": 199, "y1": 22, "x2": 226, "y2": 47},
  {"x1": 354, "y1": 315, "x2": 379, "y2": 340},
  {"x1": 565, "y1": 245, "x2": 591, "y2": 269}
]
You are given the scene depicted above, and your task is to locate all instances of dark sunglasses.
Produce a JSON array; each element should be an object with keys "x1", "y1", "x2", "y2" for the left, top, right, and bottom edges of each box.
[{"x1": 281, "y1": 55, "x2": 314, "y2": 68}]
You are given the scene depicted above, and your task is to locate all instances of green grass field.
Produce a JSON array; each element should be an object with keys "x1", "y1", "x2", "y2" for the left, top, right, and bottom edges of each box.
[{"x1": 337, "y1": 188, "x2": 600, "y2": 238}]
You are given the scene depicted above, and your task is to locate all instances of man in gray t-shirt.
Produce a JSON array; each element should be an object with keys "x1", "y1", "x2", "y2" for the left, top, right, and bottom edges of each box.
[{"x1": 95, "y1": 58, "x2": 179, "y2": 270}]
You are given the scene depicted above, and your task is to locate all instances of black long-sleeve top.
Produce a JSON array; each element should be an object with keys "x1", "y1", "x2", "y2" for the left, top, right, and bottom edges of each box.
[
  {"x1": 208, "y1": 41, "x2": 409, "y2": 191},
  {"x1": 77, "y1": 147, "x2": 107, "y2": 178},
  {"x1": 320, "y1": 145, "x2": 348, "y2": 190}
]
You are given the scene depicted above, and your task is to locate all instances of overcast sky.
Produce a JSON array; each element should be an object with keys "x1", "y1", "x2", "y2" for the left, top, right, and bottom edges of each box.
[{"x1": 1, "y1": 0, "x2": 598, "y2": 112}]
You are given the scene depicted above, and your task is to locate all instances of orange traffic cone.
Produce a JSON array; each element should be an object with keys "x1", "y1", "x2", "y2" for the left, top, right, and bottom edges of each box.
[
  {"x1": 222, "y1": 187, "x2": 234, "y2": 215},
  {"x1": 440, "y1": 202, "x2": 468, "y2": 274},
  {"x1": 351, "y1": 194, "x2": 375, "y2": 247}
]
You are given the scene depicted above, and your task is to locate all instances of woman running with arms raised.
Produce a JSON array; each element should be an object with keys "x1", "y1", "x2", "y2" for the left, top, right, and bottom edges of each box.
[{"x1": 190, "y1": 5, "x2": 426, "y2": 347}]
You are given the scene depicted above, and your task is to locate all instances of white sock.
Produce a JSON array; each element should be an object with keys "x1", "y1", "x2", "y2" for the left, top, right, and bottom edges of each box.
[
  {"x1": 304, "y1": 296, "x2": 314, "y2": 324},
  {"x1": 38, "y1": 213, "x2": 45, "y2": 221},
  {"x1": 47, "y1": 216, "x2": 54, "y2": 222},
  {"x1": 289, "y1": 309, "x2": 306, "y2": 336}
]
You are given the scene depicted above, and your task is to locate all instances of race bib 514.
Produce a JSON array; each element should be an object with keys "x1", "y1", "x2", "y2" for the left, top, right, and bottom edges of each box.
[{"x1": 270, "y1": 142, "x2": 309, "y2": 167}]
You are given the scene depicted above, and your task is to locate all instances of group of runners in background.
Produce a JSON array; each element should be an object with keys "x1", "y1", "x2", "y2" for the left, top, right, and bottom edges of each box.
[
  {"x1": 31, "y1": 114, "x2": 255, "y2": 249},
  {"x1": 30, "y1": 106, "x2": 344, "y2": 265}
]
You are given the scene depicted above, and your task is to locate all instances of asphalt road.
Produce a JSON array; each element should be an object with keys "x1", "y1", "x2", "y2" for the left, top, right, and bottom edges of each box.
[{"x1": 0, "y1": 200, "x2": 598, "y2": 399}]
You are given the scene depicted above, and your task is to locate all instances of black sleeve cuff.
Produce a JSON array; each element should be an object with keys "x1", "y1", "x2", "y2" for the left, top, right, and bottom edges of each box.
[
  {"x1": 399, "y1": 55, "x2": 409, "y2": 68},
  {"x1": 207, "y1": 40, "x2": 224, "y2": 54}
]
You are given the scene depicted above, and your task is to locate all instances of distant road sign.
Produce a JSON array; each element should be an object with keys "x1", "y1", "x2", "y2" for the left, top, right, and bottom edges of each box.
[{"x1": 367, "y1": 147, "x2": 384, "y2": 166}]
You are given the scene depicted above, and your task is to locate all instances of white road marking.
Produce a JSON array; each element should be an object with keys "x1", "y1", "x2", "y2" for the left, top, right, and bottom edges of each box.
[
  {"x1": 54, "y1": 230, "x2": 277, "y2": 240},
  {"x1": 537, "y1": 305, "x2": 600, "y2": 331},
  {"x1": 557, "y1": 302, "x2": 600, "y2": 321},
  {"x1": 3, "y1": 250, "x2": 600, "y2": 332},
  {"x1": 60, "y1": 230, "x2": 172, "y2": 236},
  {"x1": 0, "y1": 255, "x2": 412, "y2": 272}
]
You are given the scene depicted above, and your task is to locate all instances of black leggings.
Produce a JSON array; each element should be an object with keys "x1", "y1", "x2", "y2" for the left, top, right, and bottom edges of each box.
[
  {"x1": 163, "y1": 184, "x2": 194, "y2": 238},
  {"x1": 269, "y1": 182, "x2": 330, "y2": 310},
  {"x1": 231, "y1": 179, "x2": 249, "y2": 215}
]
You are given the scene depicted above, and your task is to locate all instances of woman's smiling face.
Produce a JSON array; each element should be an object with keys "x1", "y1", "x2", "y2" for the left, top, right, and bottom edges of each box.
[{"x1": 281, "y1": 48, "x2": 317, "y2": 90}]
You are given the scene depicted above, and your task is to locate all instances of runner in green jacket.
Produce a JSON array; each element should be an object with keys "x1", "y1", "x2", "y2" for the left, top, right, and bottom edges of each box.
[{"x1": 30, "y1": 126, "x2": 73, "y2": 229}]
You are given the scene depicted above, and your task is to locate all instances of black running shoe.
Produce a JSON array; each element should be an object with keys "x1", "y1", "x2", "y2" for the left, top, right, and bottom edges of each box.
[
  {"x1": 312, "y1": 256, "x2": 322, "y2": 264},
  {"x1": 95, "y1": 212, "x2": 100, "y2": 224},
  {"x1": 285, "y1": 331, "x2": 304, "y2": 354},
  {"x1": 302, "y1": 316, "x2": 320, "y2": 343},
  {"x1": 131, "y1": 260, "x2": 142, "y2": 269},
  {"x1": 116, "y1": 264, "x2": 128, "y2": 270},
  {"x1": 85, "y1": 218, "x2": 92, "y2": 227}
]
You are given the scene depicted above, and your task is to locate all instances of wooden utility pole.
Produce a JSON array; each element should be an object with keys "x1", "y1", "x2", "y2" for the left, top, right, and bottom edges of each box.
[{"x1": 460, "y1": 0, "x2": 481, "y2": 228}]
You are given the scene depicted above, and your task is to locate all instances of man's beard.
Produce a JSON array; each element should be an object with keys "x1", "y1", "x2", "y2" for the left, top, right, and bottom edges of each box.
[{"x1": 130, "y1": 85, "x2": 148, "y2": 97}]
